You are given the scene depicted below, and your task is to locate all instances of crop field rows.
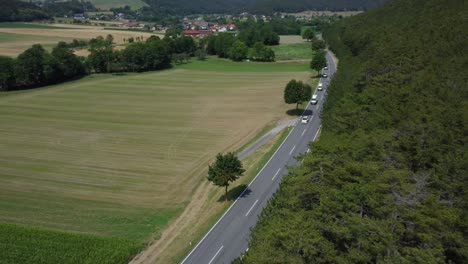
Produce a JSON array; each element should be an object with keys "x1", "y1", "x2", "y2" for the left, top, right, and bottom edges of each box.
[{"x1": 0, "y1": 60, "x2": 310, "y2": 262}]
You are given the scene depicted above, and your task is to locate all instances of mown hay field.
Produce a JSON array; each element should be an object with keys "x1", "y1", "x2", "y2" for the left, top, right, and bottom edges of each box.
[
  {"x1": 0, "y1": 58, "x2": 310, "y2": 262},
  {"x1": 0, "y1": 22, "x2": 160, "y2": 56}
]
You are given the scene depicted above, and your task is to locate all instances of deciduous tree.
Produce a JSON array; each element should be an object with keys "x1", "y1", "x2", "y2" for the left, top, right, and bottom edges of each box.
[
  {"x1": 310, "y1": 50, "x2": 327, "y2": 75},
  {"x1": 207, "y1": 152, "x2": 245, "y2": 201},
  {"x1": 284, "y1": 79, "x2": 311, "y2": 110}
]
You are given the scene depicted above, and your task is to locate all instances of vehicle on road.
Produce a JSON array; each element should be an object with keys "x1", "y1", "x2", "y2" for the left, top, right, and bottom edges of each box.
[
  {"x1": 301, "y1": 115, "x2": 309, "y2": 124},
  {"x1": 317, "y1": 82, "x2": 323, "y2": 91},
  {"x1": 324, "y1": 66, "x2": 328, "y2": 70},
  {"x1": 322, "y1": 73, "x2": 328, "y2": 78},
  {"x1": 311, "y1": 94, "x2": 318, "y2": 104}
]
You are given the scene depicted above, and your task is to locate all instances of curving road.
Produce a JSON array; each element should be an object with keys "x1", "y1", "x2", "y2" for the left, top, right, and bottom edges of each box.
[{"x1": 181, "y1": 52, "x2": 336, "y2": 264}]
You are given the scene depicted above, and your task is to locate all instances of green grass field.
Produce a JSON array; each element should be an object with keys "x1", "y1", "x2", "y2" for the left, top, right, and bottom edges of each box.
[
  {"x1": 179, "y1": 57, "x2": 310, "y2": 72},
  {"x1": 271, "y1": 43, "x2": 313, "y2": 61},
  {"x1": 0, "y1": 59, "x2": 310, "y2": 262},
  {"x1": 90, "y1": 0, "x2": 147, "y2": 10}
]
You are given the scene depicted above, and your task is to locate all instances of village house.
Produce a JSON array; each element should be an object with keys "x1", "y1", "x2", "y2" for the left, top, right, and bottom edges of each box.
[{"x1": 182, "y1": 30, "x2": 213, "y2": 37}]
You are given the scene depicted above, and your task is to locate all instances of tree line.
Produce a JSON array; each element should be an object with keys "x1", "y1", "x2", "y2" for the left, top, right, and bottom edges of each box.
[
  {"x1": 1, "y1": 0, "x2": 97, "y2": 22},
  {"x1": 0, "y1": 34, "x2": 198, "y2": 91},
  {"x1": 236, "y1": 0, "x2": 467, "y2": 262},
  {"x1": 141, "y1": 0, "x2": 387, "y2": 15}
]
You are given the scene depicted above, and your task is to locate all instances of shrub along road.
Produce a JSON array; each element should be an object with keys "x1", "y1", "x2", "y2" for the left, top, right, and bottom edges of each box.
[{"x1": 181, "y1": 52, "x2": 336, "y2": 264}]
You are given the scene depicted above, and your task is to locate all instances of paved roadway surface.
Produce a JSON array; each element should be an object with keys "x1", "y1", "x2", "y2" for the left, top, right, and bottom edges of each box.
[{"x1": 181, "y1": 52, "x2": 336, "y2": 264}]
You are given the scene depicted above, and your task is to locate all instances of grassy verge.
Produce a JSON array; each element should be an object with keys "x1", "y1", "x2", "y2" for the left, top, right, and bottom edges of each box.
[
  {"x1": 234, "y1": 120, "x2": 277, "y2": 155},
  {"x1": 167, "y1": 127, "x2": 292, "y2": 263}
]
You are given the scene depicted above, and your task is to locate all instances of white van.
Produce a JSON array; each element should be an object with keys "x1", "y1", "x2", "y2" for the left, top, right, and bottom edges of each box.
[
  {"x1": 317, "y1": 82, "x2": 323, "y2": 91},
  {"x1": 310, "y1": 94, "x2": 318, "y2": 105}
]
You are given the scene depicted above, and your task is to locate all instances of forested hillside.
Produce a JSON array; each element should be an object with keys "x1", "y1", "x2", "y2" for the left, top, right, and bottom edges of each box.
[
  {"x1": 142, "y1": 0, "x2": 386, "y2": 15},
  {"x1": 237, "y1": 0, "x2": 467, "y2": 262}
]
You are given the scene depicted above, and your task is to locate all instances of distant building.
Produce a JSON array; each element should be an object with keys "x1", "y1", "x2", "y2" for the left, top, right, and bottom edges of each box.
[{"x1": 182, "y1": 30, "x2": 213, "y2": 37}]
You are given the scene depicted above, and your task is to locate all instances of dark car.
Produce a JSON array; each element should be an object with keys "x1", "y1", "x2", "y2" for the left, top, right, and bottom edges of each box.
[{"x1": 322, "y1": 73, "x2": 328, "y2": 78}]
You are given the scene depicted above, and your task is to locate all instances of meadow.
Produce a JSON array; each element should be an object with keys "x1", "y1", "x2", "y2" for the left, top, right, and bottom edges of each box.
[
  {"x1": 0, "y1": 58, "x2": 310, "y2": 262},
  {"x1": 271, "y1": 42, "x2": 313, "y2": 60}
]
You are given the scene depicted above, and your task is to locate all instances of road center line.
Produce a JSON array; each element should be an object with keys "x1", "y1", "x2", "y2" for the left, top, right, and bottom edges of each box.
[
  {"x1": 289, "y1": 145, "x2": 296, "y2": 155},
  {"x1": 301, "y1": 128, "x2": 307, "y2": 137},
  {"x1": 245, "y1": 199, "x2": 259, "y2": 217},
  {"x1": 208, "y1": 245, "x2": 224, "y2": 264},
  {"x1": 272, "y1": 168, "x2": 281, "y2": 181}
]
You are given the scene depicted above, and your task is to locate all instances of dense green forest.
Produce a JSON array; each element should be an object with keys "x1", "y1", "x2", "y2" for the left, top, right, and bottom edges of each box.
[
  {"x1": 0, "y1": 0, "x2": 96, "y2": 22},
  {"x1": 142, "y1": 0, "x2": 386, "y2": 15},
  {"x1": 238, "y1": 0, "x2": 467, "y2": 262}
]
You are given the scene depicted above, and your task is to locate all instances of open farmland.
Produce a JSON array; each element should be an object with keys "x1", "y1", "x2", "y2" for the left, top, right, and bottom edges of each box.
[
  {"x1": 0, "y1": 32, "x2": 76, "y2": 57},
  {"x1": 0, "y1": 22, "x2": 161, "y2": 56},
  {"x1": 0, "y1": 58, "x2": 310, "y2": 262}
]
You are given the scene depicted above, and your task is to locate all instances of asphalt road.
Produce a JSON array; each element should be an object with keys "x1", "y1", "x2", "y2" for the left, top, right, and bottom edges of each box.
[{"x1": 181, "y1": 52, "x2": 336, "y2": 264}]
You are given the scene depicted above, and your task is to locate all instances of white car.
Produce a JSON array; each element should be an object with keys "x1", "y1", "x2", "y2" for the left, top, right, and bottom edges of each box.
[
  {"x1": 322, "y1": 73, "x2": 328, "y2": 78},
  {"x1": 317, "y1": 82, "x2": 323, "y2": 91},
  {"x1": 310, "y1": 94, "x2": 318, "y2": 105},
  {"x1": 301, "y1": 116, "x2": 309, "y2": 124},
  {"x1": 324, "y1": 66, "x2": 328, "y2": 70}
]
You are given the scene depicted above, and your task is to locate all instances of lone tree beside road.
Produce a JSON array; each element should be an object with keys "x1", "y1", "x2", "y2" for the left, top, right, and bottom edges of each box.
[
  {"x1": 310, "y1": 50, "x2": 327, "y2": 76},
  {"x1": 207, "y1": 152, "x2": 245, "y2": 201},
  {"x1": 284, "y1": 79, "x2": 312, "y2": 112},
  {"x1": 302, "y1": 27, "x2": 315, "y2": 41}
]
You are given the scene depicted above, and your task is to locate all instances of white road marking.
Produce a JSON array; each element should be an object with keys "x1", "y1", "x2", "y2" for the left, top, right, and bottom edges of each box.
[
  {"x1": 313, "y1": 126, "x2": 322, "y2": 141},
  {"x1": 245, "y1": 199, "x2": 259, "y2": 217},
  {"x1": 316, "y1": 102, "x2": 320, "y2": 109},
  {"x1": 272, "y1": 168, "x2": 281, "y2": 180},
  {"x1": 289, "y1": 145, "x2": 296, "y2": 155},
  {"x1": 208, "y1": 245, "x2": 224, "y2": 264},
  {"x1": 301, "y1": 128, "x2": 307, "y2": 137}
]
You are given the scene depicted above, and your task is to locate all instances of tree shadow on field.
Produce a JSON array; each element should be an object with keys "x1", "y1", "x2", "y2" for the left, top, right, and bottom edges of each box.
[
  {"x1": 218, "y1": 184, "x2": 250, "y2": 202},
  {"x1": 286, "y1": 108, "x2": 313, "y2": 116}
]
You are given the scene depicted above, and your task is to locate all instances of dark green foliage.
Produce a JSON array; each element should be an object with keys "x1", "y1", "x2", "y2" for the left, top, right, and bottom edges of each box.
[
  {"x1": 165, "y1": 25, "x2": 183, "y2": 38},
  {"x1": 87, "y1": 35, "x2": 115, "y2": 73},
  {"x1": 14, "y1": 44, "x2": 47, "y2": 86},
  {"x1": 120, "y1": 36, "x2": 172, "y2": 72},
  {"x1": 173, "y1": 36, "x2": 196, "y2": 55},
  {"x1": 241, "y1": 0, "x2": 468, "y2": 263},
  {"x1": 52, "y1": 42, "x2": 86, "y2": 79},
  {"x1": 0, "y1": 0, "x2": 50, "y2": 22},
  {"x1": 142, "y1": 0, "x2": 386, "y2": 15},
  {"x1": 1, "y1": 0, "x2": 97, "y2": 22},
  {"x1": 42, "y1": 0, "x2": 97, "y2": 17},
  {"x1": 195, "y1": 49, "x2": 207, "y2": 60},
  {"x1": 0, "y1": 224, "x2": 140, "y2": 264},
  {"x1": 229, "y1": 40, "x2": 248, "y2": 61},
  {"x1": 310, "y1": 50, "x2": 327, "y2": 74},
  {"x1": 207, "y1": 152, "x2": 245, "y2": 200},
  {"x1": 248, "y1": 42, "x2": 275, "y2": 62},
  {"x1": 283, "y1": 79, "x2": 311, "y2": 110},
  {"x1": 215, "y1": 33, "x2": 235, "y2": 58},
  {"x1": 301, "y1": 27, "x2": 315, "y2": 41},
  {"x1": 311, "y1": 38, "x2": 326, "y2": 51},
  {"x1": 0, "y1": 56, "x2": 15, "y2": 91},
  {"x1": 237, "y1": 20, "x2": 280, "y2": 46}
]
